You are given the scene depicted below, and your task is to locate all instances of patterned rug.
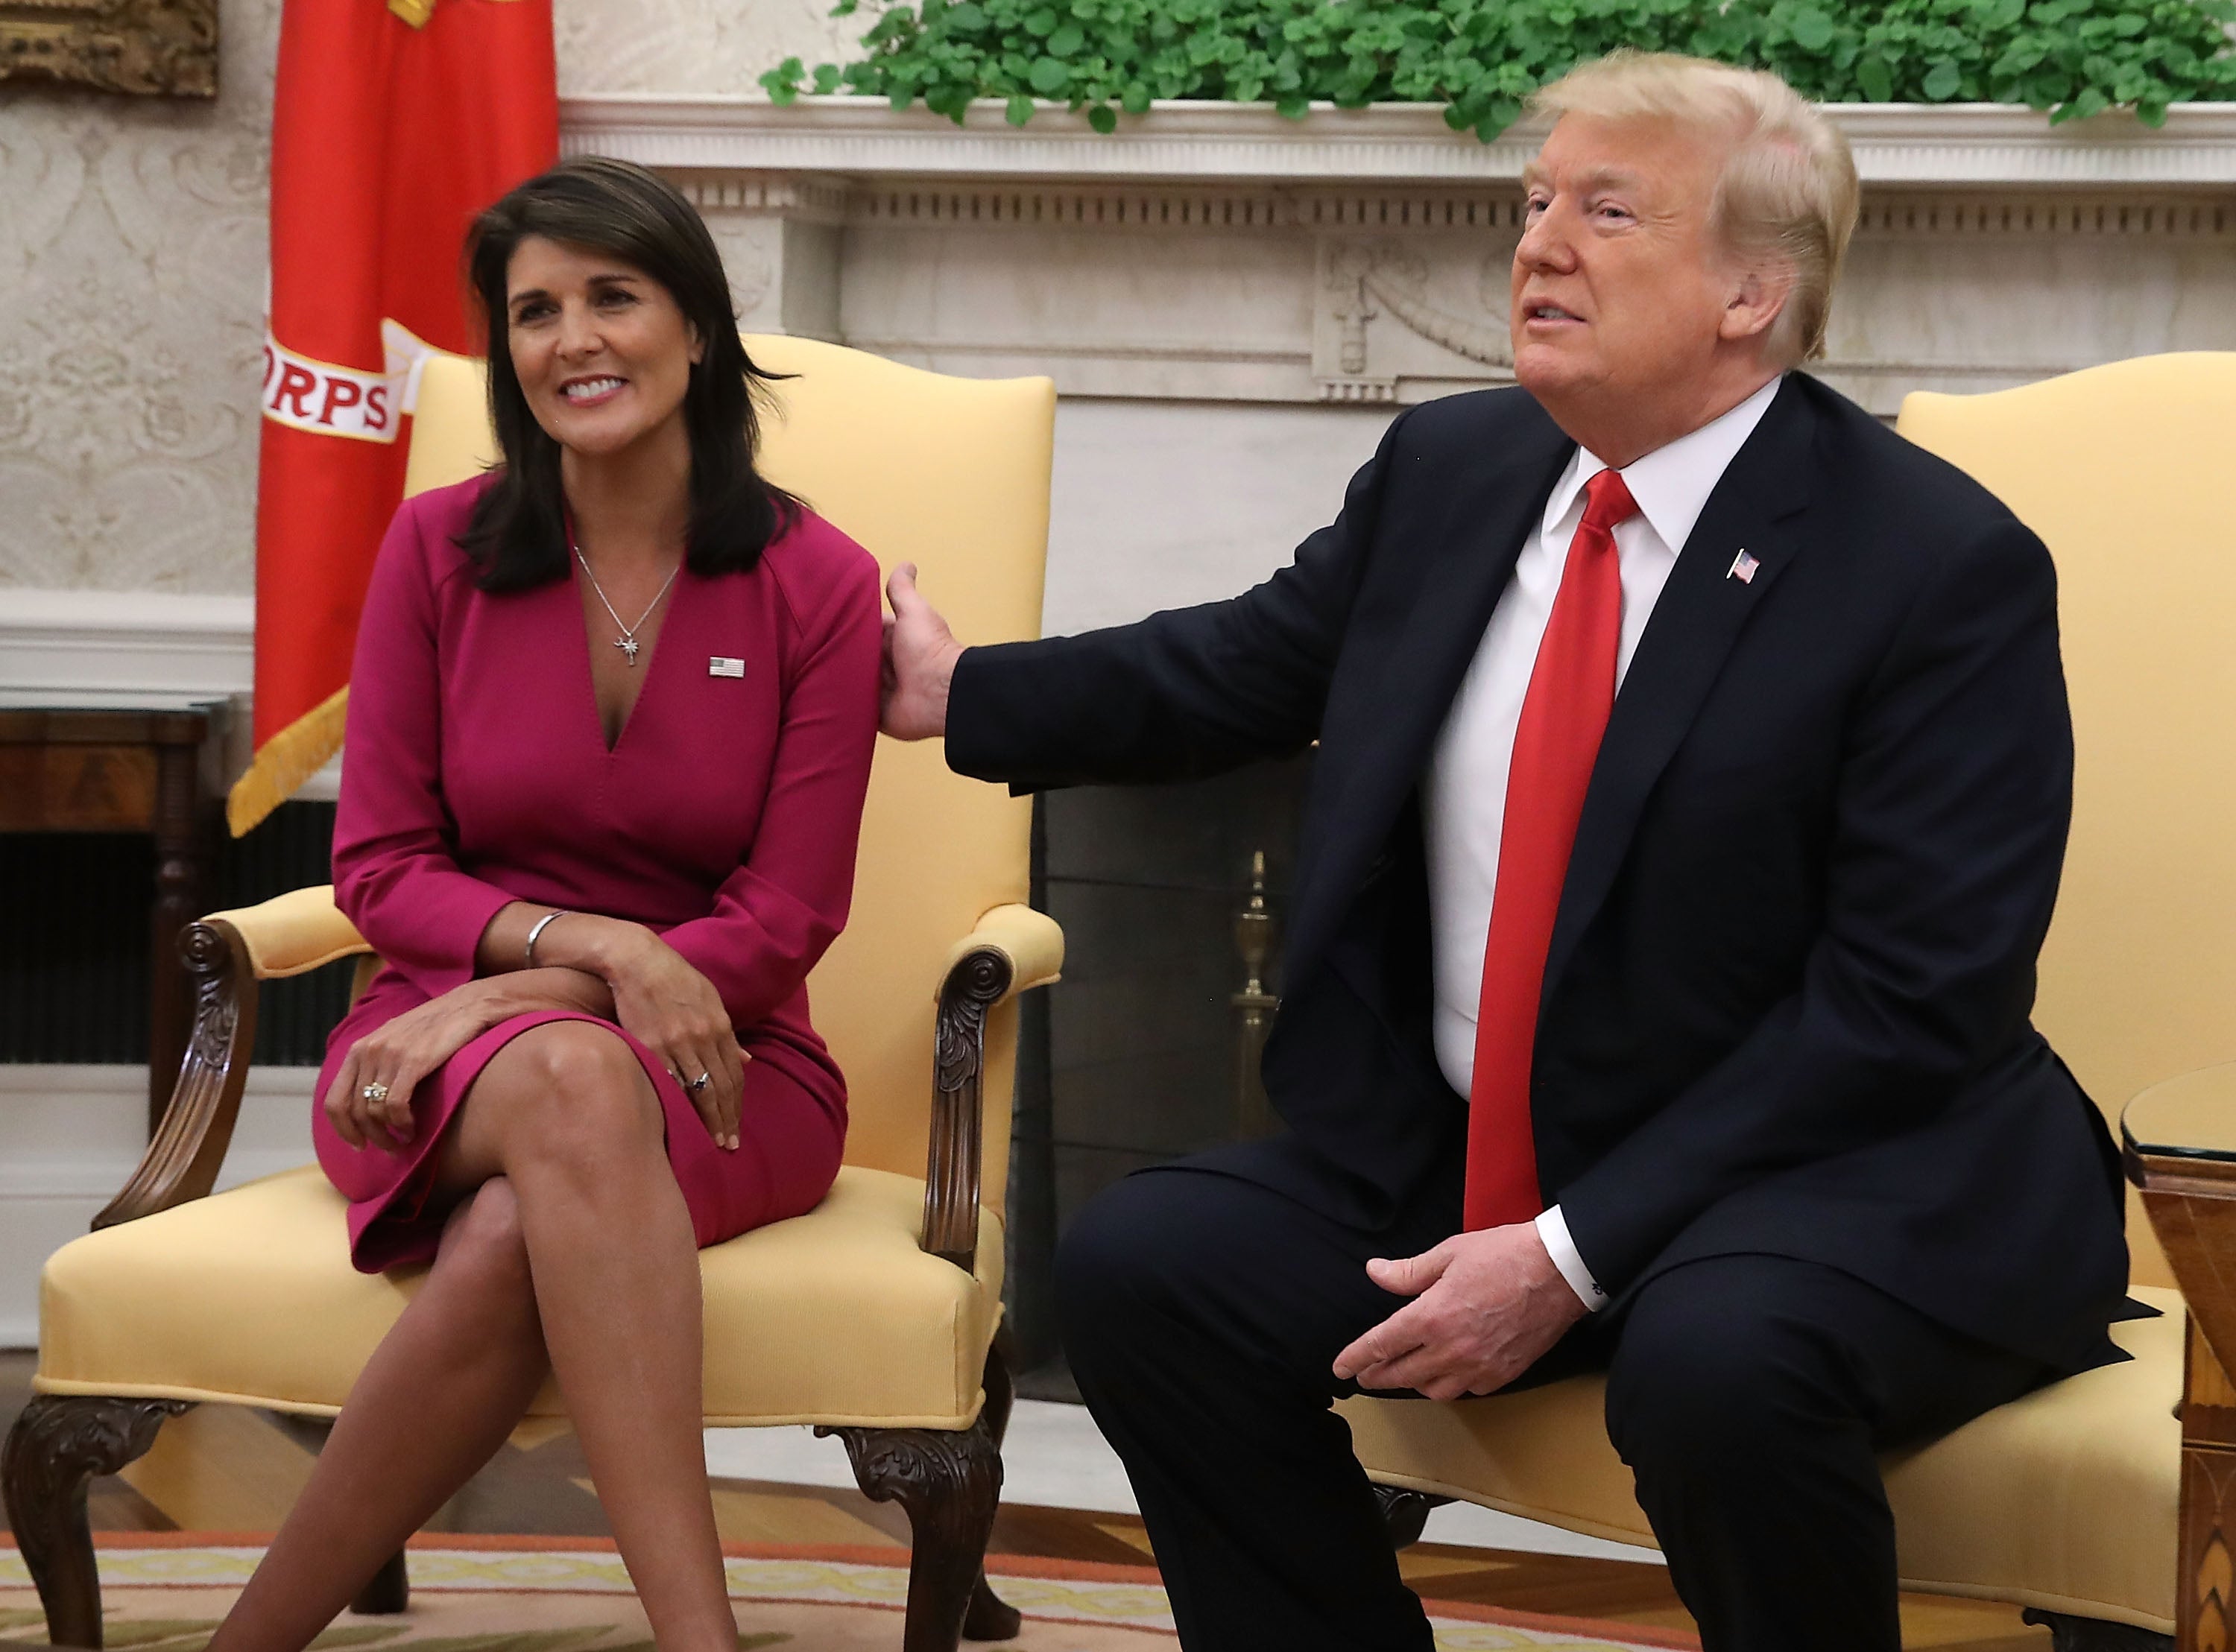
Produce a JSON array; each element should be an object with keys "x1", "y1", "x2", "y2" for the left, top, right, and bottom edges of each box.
[{"x1": 0, "y1": 1535, "x2": 1699, "y2": 1651}]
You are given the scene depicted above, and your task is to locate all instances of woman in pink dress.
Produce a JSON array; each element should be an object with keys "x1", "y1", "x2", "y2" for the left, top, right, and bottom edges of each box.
[{"x1": 207, "y1": 157, "x2": 880, "y2": 1652}]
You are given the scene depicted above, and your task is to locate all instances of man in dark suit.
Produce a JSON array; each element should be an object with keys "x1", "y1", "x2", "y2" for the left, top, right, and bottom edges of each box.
[{"x1": 880, "y1": 50, "x2": 2128, "y2": 1652}]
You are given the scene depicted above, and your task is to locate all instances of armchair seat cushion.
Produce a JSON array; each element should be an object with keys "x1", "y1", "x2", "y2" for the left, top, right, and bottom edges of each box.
[
  {"x1": 35, "y1": 1164, "x2": 1005, "y2": 1431},
  {"x1": 1339, "y1": 1286, "x2": 2181, "y2": 1635}
]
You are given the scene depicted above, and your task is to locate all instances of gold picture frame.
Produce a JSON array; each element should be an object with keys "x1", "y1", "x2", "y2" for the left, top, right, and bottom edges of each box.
[{"x1": 1, "y1": 0, "x2": 217, "y2": 95}]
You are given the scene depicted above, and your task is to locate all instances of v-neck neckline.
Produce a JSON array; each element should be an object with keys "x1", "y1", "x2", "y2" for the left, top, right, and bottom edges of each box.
[{"x1": 573, "y1": 562, "x2": 680, "y2": 756}]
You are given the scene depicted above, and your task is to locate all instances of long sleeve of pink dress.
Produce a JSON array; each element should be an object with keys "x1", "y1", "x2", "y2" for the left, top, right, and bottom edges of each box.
[{"x1": 315, "y1": 473, "x2": 882, "y2": 1272}]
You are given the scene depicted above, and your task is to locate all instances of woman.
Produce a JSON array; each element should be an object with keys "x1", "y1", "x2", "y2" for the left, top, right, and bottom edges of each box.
[{"x1": 207, "y1": 156, "x2": 881, "y2": 1652}]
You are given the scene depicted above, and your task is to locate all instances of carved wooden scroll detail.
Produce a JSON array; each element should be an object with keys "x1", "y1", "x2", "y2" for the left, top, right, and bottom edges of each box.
[
  {"x1": 98, "y1": 918, "x2": 256, "y2": 1229},
  {"x1": 2, "y1": 1395, "x2": 193, "y2": 1647},
  {"x1": 819, "y1": 1419, "x2": 1008, "y2": 1648},
  {"x1": 923, "y1": 946, "x2": 1014, "y2": 1272}
]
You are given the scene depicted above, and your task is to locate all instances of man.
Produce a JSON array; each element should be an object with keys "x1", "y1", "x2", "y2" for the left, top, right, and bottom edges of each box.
[{"x1": 882, "y1": 51, "x2": 2129, "y2": 1652}]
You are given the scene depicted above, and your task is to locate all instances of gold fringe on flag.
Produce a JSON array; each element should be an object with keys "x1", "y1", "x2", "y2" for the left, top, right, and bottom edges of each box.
[{"x1": 226, "y1": 684, "x2": 350, "y2": 837}]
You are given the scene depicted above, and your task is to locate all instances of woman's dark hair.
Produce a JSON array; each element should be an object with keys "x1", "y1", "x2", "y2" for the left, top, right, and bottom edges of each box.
[{"x1": 458, "y1": 155, "x2": 795, "y2": 591}]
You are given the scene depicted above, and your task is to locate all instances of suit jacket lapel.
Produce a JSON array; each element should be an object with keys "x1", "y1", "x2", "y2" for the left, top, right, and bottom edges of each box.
[
  {"x1": 1285, "y1": 410, "x2": 1573, "y2": 984},
  {"x1": 1540, "y1": 377, "x2": 1822, "y2": 1001}
]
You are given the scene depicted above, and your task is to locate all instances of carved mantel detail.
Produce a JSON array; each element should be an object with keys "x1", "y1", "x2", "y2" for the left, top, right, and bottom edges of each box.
[{"x1": 1319, "y1": 235, "x2": 1521, "y2": 402}]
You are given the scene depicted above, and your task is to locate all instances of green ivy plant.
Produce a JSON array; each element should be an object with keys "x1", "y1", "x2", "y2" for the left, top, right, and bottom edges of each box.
[{"x1": 759, "y1": 0, "x2": 2236, "y2": 139}]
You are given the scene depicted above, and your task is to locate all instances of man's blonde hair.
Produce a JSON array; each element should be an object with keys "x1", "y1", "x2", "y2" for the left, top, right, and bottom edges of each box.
[{"x1": 1530, "y1": 51, "x2": 1859, "y2": 367}]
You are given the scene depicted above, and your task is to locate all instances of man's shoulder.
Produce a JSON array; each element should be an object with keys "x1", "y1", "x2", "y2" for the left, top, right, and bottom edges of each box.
[
  {"x1": 1387, "y1": 384, "x2": 1565, "y2": 459},
  {"x1": 1789, "y1": 373, "x2": 2025, "y2": 536}
]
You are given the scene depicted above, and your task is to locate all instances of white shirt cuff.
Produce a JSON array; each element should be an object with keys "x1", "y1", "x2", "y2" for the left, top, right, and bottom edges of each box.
[{"x1": 1535, "y1": 1205, "x2": 1608, "y2": 1311}]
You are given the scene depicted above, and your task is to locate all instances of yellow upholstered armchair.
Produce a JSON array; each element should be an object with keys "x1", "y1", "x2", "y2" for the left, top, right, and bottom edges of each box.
[
  {"x1": 1344, "y1": 353, "x2": 2236, "y2": 1652},
  {"x1": 1, "y1": 338, "x2": 1062, "y2": 1652}
]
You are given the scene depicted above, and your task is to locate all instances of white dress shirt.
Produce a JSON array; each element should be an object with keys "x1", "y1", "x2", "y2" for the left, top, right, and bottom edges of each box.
[{"x1": 1421, "y1": 376, "x2": 1783, "y2": 1308}]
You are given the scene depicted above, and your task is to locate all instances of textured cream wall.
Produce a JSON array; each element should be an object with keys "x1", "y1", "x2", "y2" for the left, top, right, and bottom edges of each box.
[
  {"x1": 0, "y1": 0, "x2": 850, "y2": 596},
  {"x1": 0, "y1": 0, "x2": 277, "y2": 593}
]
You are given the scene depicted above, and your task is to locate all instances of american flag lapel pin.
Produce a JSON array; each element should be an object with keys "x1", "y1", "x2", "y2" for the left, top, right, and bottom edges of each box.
[{"x1": 1727, "y1": 549, "x2": 1760, "y2": 584}]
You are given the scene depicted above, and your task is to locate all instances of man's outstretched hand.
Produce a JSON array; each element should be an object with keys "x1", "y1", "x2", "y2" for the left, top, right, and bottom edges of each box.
[
  {"x1": 882, "y1": 563, "x2": 965, "y2": 741},
  {"x1": 1331, "y1": 1222, "x2": 1590, "y2": 1401}
]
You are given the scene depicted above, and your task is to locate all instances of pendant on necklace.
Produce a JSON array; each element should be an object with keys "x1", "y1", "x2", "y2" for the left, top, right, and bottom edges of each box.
[{"x1": 616, "y1": 636, "x2": 641, "y2": 665}]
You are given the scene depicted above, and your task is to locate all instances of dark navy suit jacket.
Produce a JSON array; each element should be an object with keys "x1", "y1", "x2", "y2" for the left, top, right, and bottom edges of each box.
[{"x1": 947, "y1": 373, "x2": 2129, "y2": 1376}]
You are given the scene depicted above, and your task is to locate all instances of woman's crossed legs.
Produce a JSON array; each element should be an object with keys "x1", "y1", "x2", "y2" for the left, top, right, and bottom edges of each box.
[{"x1": 209, "y1": 1019, "x2": 734, "y2": 1652}]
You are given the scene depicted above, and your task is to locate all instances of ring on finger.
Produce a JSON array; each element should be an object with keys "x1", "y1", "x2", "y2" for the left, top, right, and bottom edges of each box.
[
  {"x1": 361, "y1": 1081, "x2": 391, "y2": 1103},
  {"x1": 688, "y1": 1072, "x2": 711, "y2": 1092}
]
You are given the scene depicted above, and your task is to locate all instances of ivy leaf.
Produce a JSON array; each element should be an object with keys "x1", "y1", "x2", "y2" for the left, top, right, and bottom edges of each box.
[
  {"x1": 944, "y1": 1, "x2": 985, "y2": 26},
  {"x1": 1790, "y1": 10, "x2": 1836, "y2": 51},
  {"x1": 1029, "y1": 54, "x2": 1072, "y2": 92},
  {"x1": 1855, "y1": 54, "x2": 1894, "y2": 100},
  {"x1": 1921, "y1": 57, "x2": 1962, "y2": 98},
  {"x1": 1005, "y1": 92, "x2": 1035, "y2": 124},
  {"x1": 1275, "y1": 91, "x2": 1310, "y2": 117},
  {"x1": 1048, "y1": 21, "x2": 1086, "y2": 55},
  {"x1": 1088, "y1": 101, "x2": 1119, "y2": 131}
]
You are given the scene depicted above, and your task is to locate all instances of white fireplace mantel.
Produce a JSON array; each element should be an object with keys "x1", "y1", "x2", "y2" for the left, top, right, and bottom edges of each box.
[
  {"x1": 560, "y1": 95, "x2": 2236, "y2": 415},
  {"x1": 563, "y1": 95, "x2": 2236, "y2": 187}
]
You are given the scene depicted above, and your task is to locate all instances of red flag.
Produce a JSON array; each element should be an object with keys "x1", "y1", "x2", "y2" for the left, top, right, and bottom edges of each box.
[{"x1": 230, "y1": 0, "x2": 555, "y2": 834}]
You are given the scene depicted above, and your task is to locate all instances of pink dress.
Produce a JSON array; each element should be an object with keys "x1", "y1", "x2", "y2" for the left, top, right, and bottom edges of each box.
[{"x1": 315, "y1": 473, "x2": 881, "y2": 1272}]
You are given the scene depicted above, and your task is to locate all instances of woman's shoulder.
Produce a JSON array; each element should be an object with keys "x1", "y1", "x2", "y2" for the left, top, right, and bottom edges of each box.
[
  {"x1": 379, "y1": 472, "x2": 496, "y2": 586},
  {"x1": 393, "y1": 471, "x2": 498, "y2": 541},
  {"x1": 756, "y1": 505, "x2": 881, "y2": 633}
]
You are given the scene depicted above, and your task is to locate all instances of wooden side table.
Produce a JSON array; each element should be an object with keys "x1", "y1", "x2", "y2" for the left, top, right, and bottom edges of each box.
[
  {"x1": 2126, "y1": 1067, "x2": 2236, "y2": 1652},
  {"x1": 0, "y1": 706, "x2": 224, "y2": 1133}
]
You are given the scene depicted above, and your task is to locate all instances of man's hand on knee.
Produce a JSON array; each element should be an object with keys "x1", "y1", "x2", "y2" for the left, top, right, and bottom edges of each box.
[{"x1": 1331, "y1": 1224, "x2": 1590, "y2": 1401}]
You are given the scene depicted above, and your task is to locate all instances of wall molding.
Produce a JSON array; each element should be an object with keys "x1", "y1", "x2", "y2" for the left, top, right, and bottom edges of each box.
[
  {"x1": 0, "y1": 589, "x2": 338, "y2": 798},
  {"x1": 0, "y1": 589, "x2": 252, "y2": 712},
  {"x1": 561, "y1": 95, "x2": 2236, "y2": 188}
]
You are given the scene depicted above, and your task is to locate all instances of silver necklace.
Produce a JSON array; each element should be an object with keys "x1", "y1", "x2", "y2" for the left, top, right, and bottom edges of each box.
[{"x1": 571, "y1": 537, "x2": 680, "y2": 667}]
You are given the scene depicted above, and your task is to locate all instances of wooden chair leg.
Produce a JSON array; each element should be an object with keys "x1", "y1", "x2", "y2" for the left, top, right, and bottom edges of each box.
[
  {"x1": 2019, "y1": 1610, "x2": 2173, "y2": 1650},
  {"x1": 1374, "y1": 1484, "x2": 1448, "y2": 1551},
  {"x1": 960, "y1": 1338, "x2": 1021, "y2": 1642},
  {"x1": 822, "y1": 1400, "x2": 1005, "y2": 1652},
  {"x1": 350, "y1": 1547, "x2": 410, "y2": 1615},
  {"x1": 2, "y1": 1395, "x2": 192, "y2": 1648}
]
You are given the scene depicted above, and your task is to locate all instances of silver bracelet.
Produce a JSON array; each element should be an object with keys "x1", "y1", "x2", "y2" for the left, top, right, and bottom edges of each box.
[{"x1": 523, "y1": 910, "x2": 568, "y2": 969}]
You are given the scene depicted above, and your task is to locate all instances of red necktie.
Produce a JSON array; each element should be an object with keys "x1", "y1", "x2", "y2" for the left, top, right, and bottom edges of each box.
[{"x1": 1464, "y1": 467, "x2": 1639, "y2": 1231}]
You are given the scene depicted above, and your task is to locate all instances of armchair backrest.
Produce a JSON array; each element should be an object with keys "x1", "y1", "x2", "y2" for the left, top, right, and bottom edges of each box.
[
  {"x1": 403, "y1": 340, "x2": 1055, "y2": 1216},
  {"x1": 1898, "y1": 353, "x2": 2236, "y2": 1288}
]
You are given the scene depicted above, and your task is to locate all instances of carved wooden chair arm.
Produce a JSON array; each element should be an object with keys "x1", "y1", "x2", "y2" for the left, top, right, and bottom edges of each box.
[
  {"x1": 96, "y1": 887, "x2": 371, "y2": 1231},
  {"x1": 920, "y1": 904, "x2": 1065, "y2": 1271}
]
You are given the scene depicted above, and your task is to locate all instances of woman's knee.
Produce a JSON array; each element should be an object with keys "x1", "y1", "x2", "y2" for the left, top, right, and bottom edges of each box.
[
  {"x1": 437, "y1": 1178, "x2": 537, "y2": 1312},
  {"x1": 483, "y1": 1022, "x2": 663, "y2": 1171}
]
